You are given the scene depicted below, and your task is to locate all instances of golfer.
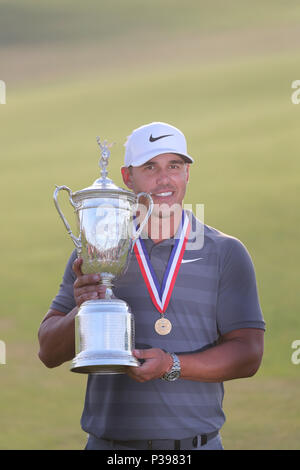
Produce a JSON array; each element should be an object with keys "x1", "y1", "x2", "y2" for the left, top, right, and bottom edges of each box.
[{"x1": 38, "y1": 122, "x2": 265, "y2": 450}]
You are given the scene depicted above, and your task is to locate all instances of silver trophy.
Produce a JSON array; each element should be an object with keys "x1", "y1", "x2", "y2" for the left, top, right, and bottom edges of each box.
[{"x1": 53, "y1": 138, "x2": 153, "y2": 374}]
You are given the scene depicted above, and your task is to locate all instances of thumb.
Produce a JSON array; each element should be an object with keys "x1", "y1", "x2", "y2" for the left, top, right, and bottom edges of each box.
[
  {"x1": 133, "y1": 349, "x2": 150, "y2": 359},
  {"x1": 133, "y1": 349, "x2": 155, "y2": 359},
  {"x1": 72, "y1": 257, "x2": 83, "y2": 277},
  {"x1": 133, "y1": 349, "x2": 142, "y2": 358}
]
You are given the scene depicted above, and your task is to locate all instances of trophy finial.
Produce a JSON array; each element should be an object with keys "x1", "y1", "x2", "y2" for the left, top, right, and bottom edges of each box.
[{"x1": 96, "y1": 137, "x2": 115, "y2": 181}]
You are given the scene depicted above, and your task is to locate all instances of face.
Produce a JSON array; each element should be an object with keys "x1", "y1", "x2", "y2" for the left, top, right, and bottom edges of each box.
[{"x1": 121, "y1": 153, "x2": 190, "y2": 219}]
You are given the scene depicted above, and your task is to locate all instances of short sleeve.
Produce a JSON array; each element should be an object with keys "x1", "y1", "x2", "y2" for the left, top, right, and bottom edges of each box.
[
  {"x1": 216, "y1": 238, "x2": 265, "y2": 335},
  {"x1": 50, "y1": 250, "x2": 77, "y2": 314}
]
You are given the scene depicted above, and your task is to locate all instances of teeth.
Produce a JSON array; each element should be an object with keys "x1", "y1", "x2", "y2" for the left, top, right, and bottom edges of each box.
[{"x1": 154, "y1": 192, "x2": 173, "y2": 197}]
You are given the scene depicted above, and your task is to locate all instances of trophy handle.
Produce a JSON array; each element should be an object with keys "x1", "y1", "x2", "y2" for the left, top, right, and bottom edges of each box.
[
  {"x1": 53, "y1": 185, "x2": 82, "y2": 251},
  {"x1": 132, "y1": 192, "x2": 154, "y2": 246}
]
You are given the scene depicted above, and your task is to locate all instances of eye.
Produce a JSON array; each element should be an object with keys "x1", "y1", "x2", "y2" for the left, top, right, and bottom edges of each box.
[{"x1": 169, "y1": 164, "x2": 181, "y2": 170}]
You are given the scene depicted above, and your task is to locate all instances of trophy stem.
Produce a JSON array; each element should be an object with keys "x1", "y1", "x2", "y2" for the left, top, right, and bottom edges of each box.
[{"x1": 99, "y1": 272, "x2": 115, "y2": 299}]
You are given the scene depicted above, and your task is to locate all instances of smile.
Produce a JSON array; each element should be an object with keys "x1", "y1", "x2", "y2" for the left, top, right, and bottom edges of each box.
[{"x1": 152, "y1": 192, "x2": 174, "y2": 197}]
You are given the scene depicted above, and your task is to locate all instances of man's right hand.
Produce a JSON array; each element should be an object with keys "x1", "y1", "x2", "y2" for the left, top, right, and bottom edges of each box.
[{"x1": 72, "y1": 257, "x2": 107, "y2": 307}]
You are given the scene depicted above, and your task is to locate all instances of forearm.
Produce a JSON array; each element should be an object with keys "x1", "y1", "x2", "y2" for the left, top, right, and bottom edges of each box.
[
  {"x1": 179, "y1": 334, "x2": 263, "y2": 382},
  {"x1": 38, "y1": 307, "x2": 78, "y2": 368}
]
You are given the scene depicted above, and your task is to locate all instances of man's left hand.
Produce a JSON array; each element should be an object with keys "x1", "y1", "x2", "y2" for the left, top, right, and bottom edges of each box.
[{"x1": 126, "y1": 348, "x2": 173, "y2": 382}]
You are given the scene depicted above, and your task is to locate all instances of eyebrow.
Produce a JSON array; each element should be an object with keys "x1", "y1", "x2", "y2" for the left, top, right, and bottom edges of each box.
[{"x1": 142, "y1": 159, "x2": 185, "y2": 167}]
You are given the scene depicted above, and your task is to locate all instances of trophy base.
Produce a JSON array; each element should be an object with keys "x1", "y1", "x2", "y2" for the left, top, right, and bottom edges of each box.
[
  {"x1": 70, "y1": 349, "x2": 140, "y2": 374},
  {"x1": 71, "y1": 298, "x2": 140, "y2": 375}
]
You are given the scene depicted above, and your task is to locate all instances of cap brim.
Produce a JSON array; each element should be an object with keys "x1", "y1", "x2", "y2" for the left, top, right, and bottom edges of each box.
[{"x1": 128, "y1": 151, "x2": 194, "y2": 167}]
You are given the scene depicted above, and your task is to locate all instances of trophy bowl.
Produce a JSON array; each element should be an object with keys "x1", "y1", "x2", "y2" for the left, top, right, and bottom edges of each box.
[{"x1": 53, "y1": 138, "x2": 153, "y2": 374}]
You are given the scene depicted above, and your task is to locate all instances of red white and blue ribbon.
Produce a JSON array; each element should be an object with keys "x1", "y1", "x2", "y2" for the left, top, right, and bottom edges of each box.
[{"x1": 133, "y1": 211, "x2": 191, "y2": 314}]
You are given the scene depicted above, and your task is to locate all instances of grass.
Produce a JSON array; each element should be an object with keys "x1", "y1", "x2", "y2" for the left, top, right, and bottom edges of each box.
[
  {"x1": 1, "y1": 1, "x2": 300, "y2": 449},
  {"x1": 2, "y1": 0, "x2": 300, "y2": 47},
  {"x1": 222, "y1": 377, "x2": 300, "y2": 450}
]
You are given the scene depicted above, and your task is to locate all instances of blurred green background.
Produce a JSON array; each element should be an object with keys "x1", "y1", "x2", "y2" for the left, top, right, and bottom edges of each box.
[{"x1": 1, "y1": 0, "x2": 300, "y2": 449}]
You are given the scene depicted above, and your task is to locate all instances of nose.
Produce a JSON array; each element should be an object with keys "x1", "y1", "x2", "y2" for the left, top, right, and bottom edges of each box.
[{"x1": 156, "y1": 168, "x2": 171, "y2": 186}]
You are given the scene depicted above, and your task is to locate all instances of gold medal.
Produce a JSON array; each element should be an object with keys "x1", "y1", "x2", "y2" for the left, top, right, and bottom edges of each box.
[{"x1": 154, "y1": 317, "x2": 172, "y2": 335}]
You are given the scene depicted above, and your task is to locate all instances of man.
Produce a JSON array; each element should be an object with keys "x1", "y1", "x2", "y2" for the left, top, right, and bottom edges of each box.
[{"x1": 38, "y1": 122, "x2": 265, "y2": 450}]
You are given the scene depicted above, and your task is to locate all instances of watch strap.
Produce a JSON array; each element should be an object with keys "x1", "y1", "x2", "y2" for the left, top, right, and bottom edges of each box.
[{"x1": 161, "y1": 353, "x2": 181, "y2": 381}]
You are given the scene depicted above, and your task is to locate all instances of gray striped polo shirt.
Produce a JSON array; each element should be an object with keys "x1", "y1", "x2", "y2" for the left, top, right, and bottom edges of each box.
[{"x1": 50, "y1": 211, "x2": 265, "y2": 440}]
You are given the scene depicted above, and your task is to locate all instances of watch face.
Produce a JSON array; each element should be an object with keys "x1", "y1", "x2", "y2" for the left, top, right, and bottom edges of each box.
[
  {"x1": 170, "y1": 371, "x2": 180, "y2": 380},
  {"x1": 166, "y1": 370, "x2": 180, "y2": 381}
]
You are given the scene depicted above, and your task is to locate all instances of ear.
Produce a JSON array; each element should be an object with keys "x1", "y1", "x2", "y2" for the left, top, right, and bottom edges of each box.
[
  {"x1": 121, "y1": 166, "x2": 133, "y2": 189},
  {"x1": 185, "y1": 164, "x2": 190, "y2": 183}
]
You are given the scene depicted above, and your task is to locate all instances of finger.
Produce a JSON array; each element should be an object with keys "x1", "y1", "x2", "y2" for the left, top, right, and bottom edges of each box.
[
  {"x1": 97, "y1": 285, "x2": 107, "y2": 299},
  {"x1": 75, "y1": 284, "x2": 108, "y2": 305},
  {"x1": 76, "y1": 291, "x2": 99, "y2": 307},
  {"x1": 133, "y1": 348, "x2": 160, "y2": 360},
  {"x1": 127, "y1": 349, "x2": 172, "y2": 383},
  {"x1": 72, "y1": 257, "x2": 83, "y2": 277},
  {"x1": 74, "y1": 272, "x2": 101, "y2": 289},
  {"x1": 75, "y1": 284, "x2": 107, "y2": 299},
  {"x1": 125, "y1": 364, "x2": 147, "y2": 383},
  {"x1": 74, "y1": 283, "x2": 104, "y2": 296}
]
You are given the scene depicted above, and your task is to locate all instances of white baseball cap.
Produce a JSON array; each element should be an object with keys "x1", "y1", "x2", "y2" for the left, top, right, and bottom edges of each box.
[{"x1": 124, "y1": 122, "x2": 194, "y2": 167}]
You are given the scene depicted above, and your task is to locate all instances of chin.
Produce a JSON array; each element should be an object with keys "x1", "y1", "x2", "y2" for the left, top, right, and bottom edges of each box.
[{"x1": 152, "y1": 202, "x2": 182, "y2": 219}]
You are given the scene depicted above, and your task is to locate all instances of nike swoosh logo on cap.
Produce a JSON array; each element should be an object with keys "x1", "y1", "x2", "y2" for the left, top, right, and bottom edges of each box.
[
  {"x1": 181, "y1": 257, "x2": 203, "y2": 264},
  {"x1": 149, "y1": 134, "x2": 173, "y2": 142}
]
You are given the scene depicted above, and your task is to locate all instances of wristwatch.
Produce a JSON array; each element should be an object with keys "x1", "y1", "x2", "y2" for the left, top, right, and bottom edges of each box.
[{"x1": 162, "y1": 353, "x2": 181, "y2": 381}]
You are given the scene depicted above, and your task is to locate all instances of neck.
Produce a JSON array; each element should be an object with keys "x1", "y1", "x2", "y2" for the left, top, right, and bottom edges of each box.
[{"x1": 146, "y1": 209, "x2": 183, "y2": 244}]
